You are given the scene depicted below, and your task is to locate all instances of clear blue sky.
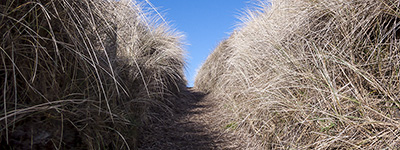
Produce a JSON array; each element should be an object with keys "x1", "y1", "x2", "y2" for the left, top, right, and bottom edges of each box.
[{"x1": 148, "y1": 0, "x2": 251, "y2": 87}]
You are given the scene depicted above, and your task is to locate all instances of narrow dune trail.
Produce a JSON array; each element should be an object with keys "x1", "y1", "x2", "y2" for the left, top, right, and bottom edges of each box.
[{"x1": 139, "y1": 89, "x2": 243, "y2": 150}]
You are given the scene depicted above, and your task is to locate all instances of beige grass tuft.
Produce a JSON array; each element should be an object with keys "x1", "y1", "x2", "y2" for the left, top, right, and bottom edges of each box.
[
  {"x1": 0, "y1": 0, "x2": 186, "y2": 149},
  {"x1": 195, "y1": 0, "x2": 400, "y2": 149}
]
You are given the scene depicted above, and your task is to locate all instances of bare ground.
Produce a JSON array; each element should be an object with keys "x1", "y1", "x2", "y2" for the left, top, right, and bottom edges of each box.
[{"x1": 138, "y1": 88, "x2": 243, "y2": 150}]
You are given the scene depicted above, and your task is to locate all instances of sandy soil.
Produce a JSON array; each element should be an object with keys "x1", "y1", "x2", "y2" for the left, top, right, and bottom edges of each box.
[{"x1": 138, "y1": 89, "x2": 242, "y2": 150}]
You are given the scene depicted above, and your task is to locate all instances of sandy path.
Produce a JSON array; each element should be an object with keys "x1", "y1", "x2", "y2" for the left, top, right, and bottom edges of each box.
[{"x1": 138, "y1": 89, "x2": 241, "y2": 150}]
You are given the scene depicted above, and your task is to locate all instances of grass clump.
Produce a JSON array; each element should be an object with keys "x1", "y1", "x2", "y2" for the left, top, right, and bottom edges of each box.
[
  {"x1": 0, "y1": 0, "x2": 185, "y2": 149},
  {"x1": 195, "y1": 0, "x2": 400, "y2": 149}
]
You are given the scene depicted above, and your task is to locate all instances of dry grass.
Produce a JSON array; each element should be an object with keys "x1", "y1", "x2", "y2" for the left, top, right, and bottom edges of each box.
[
  {"x1": 195, "y1": 0, "x2": 400, "y2": 149},
  {"x1": 195, "y1": 39, "x2": 232, "y2": 93},
  {"x1": 0, "y1": 0, "x2": 185, "y2": 149}
]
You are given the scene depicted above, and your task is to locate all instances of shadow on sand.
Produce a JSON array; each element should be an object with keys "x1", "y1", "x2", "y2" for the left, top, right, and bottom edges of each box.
[{"x1": 138, "y1": 88, "x2": 221, "y2": 150}]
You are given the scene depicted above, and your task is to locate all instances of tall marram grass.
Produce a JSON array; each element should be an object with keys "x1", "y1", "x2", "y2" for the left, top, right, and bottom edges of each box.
[
  {"x1": 195, "y1": 0, "x2": 400, "y2": 149},
  {"x1": 0, "y1": 0, "x2": 185, "y2": 149}
]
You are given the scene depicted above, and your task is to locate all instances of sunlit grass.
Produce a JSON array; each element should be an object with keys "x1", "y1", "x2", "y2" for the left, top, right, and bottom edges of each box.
[{"x1": 195, "y1": 0, "x2": 400, "y2": 149}]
